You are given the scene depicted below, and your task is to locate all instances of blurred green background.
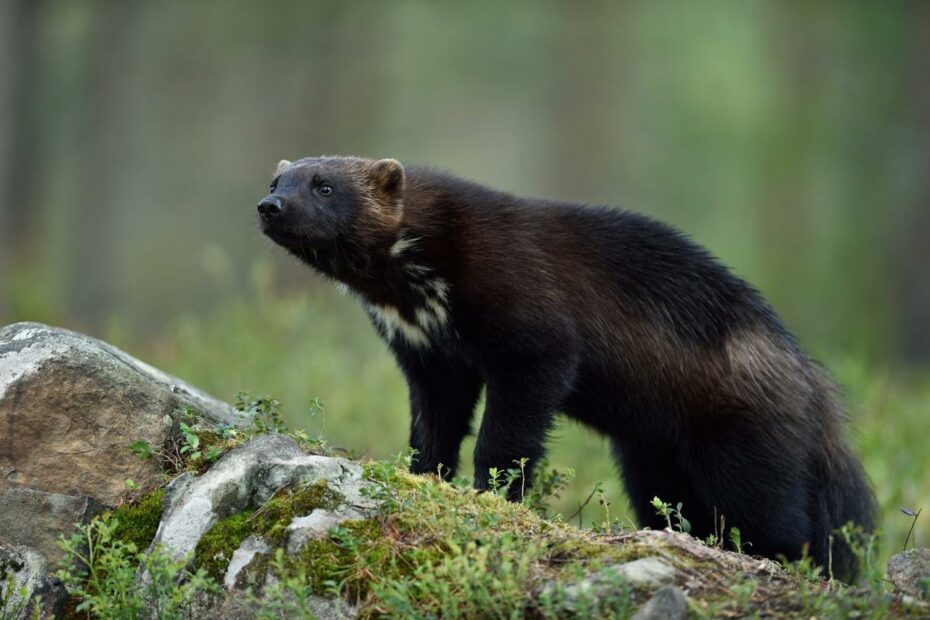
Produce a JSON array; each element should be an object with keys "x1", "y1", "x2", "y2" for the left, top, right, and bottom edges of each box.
[{"x1": 1, "y1": 1, "x2": 927, "y2": 559}]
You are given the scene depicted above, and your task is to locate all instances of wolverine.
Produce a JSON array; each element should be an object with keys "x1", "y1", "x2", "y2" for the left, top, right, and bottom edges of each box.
[{"x1": 257, "y1": 155, "x2": 876, "y2": 580}]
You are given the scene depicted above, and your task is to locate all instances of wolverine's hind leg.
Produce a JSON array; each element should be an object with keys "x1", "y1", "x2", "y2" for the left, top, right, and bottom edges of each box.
[
  {"x1": 683, "y1": 417, "x2": 814, "y2": 562},
  {"x1": 611, "y1": 438, "x2": 714, "y2": 536}
]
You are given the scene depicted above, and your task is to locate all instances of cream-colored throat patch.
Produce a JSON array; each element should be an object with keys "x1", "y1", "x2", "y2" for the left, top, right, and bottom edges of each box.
[{"x1": 364, "y1": 278, "x2": 450, "y2": 348}]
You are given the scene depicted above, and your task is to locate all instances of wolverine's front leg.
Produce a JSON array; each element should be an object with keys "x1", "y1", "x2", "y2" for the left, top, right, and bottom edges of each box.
[
  {"x1": 395, "y1": 350, "x2": 482, "y2": 479},
  {"x1": 473, "y1": 354, "x2": 578, "y2": 501}
]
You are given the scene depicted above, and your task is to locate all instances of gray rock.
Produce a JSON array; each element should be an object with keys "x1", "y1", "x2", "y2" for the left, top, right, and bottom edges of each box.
[
  {"x1": 632, "y1": 585, "x2": 688, "y2": 620},
  {"x1": 0, "y1": 322, "x2": 240, "y2": 614},
  {"x1": 888, "y1": 548, "x2": 930, "y2": 599},
  {"x1": 0, "y1": 488, "x2": 103, "y2": 564},
  {"x1": 0, "y1": 541, "x2": 68, "y2": 620},
  {"x1": 0, "y1": 321, "x2": 236, "y2": 515},
  {"x1": 544, "y1": 556, "x2": 678, "y2": 612},
  {"x1": 285, "y1": 507, "x2": 368, "y2": 553},
  {"x1": 305, "y1": 594, "x2": 358, "y2": 619},
  {"x1": 224, "y1": 535, "x2": 271, "y2": 590},
  {"x1": 144, "y1": 434, "x2": 374, "y2": 616},
  {"x1": 151, "y1": 433, "x2": 374, "y2": 565},
  {"x1": 0, "y1": 324, "x2": 374, "y2": 617},
  {"x1": 592, "y1": 557, "x2": 678, "y2": 590}
]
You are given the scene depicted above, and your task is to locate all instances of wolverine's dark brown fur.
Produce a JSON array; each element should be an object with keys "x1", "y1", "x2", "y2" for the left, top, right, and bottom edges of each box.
[{"x1": 257, "y1": 155, "x2": 877, "y2": 581}]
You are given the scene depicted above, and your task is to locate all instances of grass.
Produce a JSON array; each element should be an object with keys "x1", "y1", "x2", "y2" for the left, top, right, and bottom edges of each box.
[
  {"x1": 51, "y1": 447, "x2": 922, "y2": 619},
  {"x1": 39, "y1": 364, "x2": 926, "y2": 618},
  {"x1": 104, "y1": 278, "x2": 930, "y2": 570}
]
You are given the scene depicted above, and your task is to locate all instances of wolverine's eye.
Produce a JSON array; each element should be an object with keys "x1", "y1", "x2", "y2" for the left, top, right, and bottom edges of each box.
[
  {"x1": 318, "y1": 184, "x2": 333, "y2": 196},
  {"x1": 269, "y1": 177, "x2": 279, "y2": 192}
]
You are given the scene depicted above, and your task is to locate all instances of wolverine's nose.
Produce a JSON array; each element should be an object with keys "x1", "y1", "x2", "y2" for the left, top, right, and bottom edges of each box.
[{"x1": 257, "y1": 196, "x2": 284, "y2": 220}]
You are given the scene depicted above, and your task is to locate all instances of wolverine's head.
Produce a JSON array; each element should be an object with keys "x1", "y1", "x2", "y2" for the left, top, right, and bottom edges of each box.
[{"x1": 257, "y1": 156, "x2": 405, "y2": 255}]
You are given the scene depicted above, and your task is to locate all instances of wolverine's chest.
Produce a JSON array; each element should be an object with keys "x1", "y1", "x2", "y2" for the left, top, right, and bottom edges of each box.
[{"x1": 361, "y1": 276, "x2": 453, "y2": 349}]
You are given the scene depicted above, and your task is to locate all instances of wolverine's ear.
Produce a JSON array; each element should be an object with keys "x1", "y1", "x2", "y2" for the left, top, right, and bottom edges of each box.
[
  {"x1": 275, "y1": 159, "x2": 292, "y2": 176},
  {"x1": 370, "y1": 159, "x2": 405, "y2": 196}
]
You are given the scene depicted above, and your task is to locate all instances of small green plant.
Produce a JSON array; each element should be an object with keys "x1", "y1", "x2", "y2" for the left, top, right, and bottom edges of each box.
[
  {"x1": 247, "y1": 549, "x2": 319, "y2": 620},
  {"x1": 57, "y1": 517, "x2": 218, "y2": 619},
  {"x1": 782, "y1": 551, "x2": 823, "y2": 581},
  {"x1": 567, "y1": 482, "x2": 634, "y2": 535},
  {"x1": 1, "y1": 567, "x2": 36, "y2": 620},
  {"x1": 837, "y1": 523, "x2": 882, "y2": 586},
  {"x1": 233, "y1": 393, "x2": 328, "y2": 453},
  {"x1": 127, "y1": 437, "x2": 185, "y2": 473},
  {"x1": 129, "y1": 396, "x2": 328, "y2": 477},
  {"x1": 650, "y1": 496, "x2": 691, "y2": 533},
  {"x1": 521, "y1": 460, "x2": 575, "y2": 519},
  {"x1": 128, "y1": 441, "x2": 153, "y2": 460},
  {"x1": 535, "y1": 565, "x2": 636, "y2": 619},
  {"x1": 486, "y1": 463, "x2": 524, "y2": 499},
  {"x1": 177, "y1": 406, "x2": 225, "y2": 464},
  {"x1": 372, "y1": 534, "x2": 541, "y2": 619},
  {"x1": 590, "y1": 483, "x2": 614, "y2": 533},
  {"x1": 728, "y1": 526, "x2": 746, "y2": 554},
  {"x1": 899, "y1": 506, "x2": 922, "y2": 550},
  {"x1": 235, "y1": 392, "x2": 289, "y2": 434},
  {"x1": 363, "y1": 449, "x2": 416, "y2": 514},
  {"x1": 178, "y1": 421, "x2": 202, "y2": 461}
]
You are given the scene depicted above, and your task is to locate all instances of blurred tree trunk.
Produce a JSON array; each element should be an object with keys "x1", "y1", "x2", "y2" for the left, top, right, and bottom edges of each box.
[
  {"x1": 272, "y1": 1, "x2": 390, "y2": 290},
  {"x1": 894, "y1": 5, "x2": 930, "y2": 364},
  {"x1": 758, "y1": 5, "x2": 822, "y2": 341},
  {"x1": 0, "y1": 0, "x2": 43, "y2": 317},
  {"x1": 69, "y1": 2, "x2": 133, "y2": 325},
  {"x1": 544, "y1": 1, "x2": 620, "y2": 201}
]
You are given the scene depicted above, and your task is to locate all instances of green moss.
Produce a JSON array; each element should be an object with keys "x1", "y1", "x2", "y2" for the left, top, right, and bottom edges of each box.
[
  {"x1": 194, "y1": 511, "x2": 253, "y2": 581},
  {"x1": 546, "y1": 536, "x2": 642, "y2": 569},
  {"x1": 193, "y1": 480, "x2": 345, "y2": 580},
  {"x1": 288, "y1": 517, "x2": 435, "y2": 601},
  {"x1": 252, "y1": 480, "x2": 344, "y2": 547},
  {"x1": 106, "y1": 489, "x2": 166, "y2": 551},
  {"x1": 91, "y1": 454, "x2": 904, "y2": 619}
]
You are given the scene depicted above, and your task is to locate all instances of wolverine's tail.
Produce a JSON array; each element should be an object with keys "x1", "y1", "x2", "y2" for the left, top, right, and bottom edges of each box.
[{"x1": 809, "y1": 386, "x2": 878, "y2": 583}]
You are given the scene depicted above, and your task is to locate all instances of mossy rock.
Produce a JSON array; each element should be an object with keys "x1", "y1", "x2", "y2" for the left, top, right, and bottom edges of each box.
[
  {"x1": 105, "y1": 488, "x2": 166, "y2": 551},
  {"x1": 194, "y1": 480, "x2": 344, "y2": 581}
]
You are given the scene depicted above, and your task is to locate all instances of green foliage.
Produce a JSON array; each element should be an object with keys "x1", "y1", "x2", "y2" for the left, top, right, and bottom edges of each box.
[
  {"x1": 57, "y1": 517, "x2": 218, "y2": 619},
  {"x1": 233, "y1": 393, "x2": 329, "y2": 454},
  {"x1": 728, "y1": 527, "x2": 745, "y2": 554},
  {"x1": 522, "y1": 460, "x2": 576, "y2": 520},
  {"x1": 194, "y1": 512, "x2": 252, "y2": 582},
  {"x1": 0, "y1": 568, "x2": 35, "y2": 620},
  {"x1": 234, "y1": 393, "x2": 288, "y2": 435},
  {"x1": 246, "y1": 549, "x2": 322, "y2": 620},
  {"x1": 650, "y1": 496, "x2": 691, "y2": 534},
  {"x1": 175, "y1": 406, "x2": 224, "y2": 465},
  {"x1": 899, "y1": 506, "x2": 922, "y2": 551},
  {"x1": 485, "y1": 464, "x2": 523, "y2": 499},
  {"x1": 837, "y1": 523, "x2": 883, "y2": 586},
  {"x1": 128, "y1": 394, "x2": 330, "y2": 481},
  {"x1": 57, "y1": 431, "x2": 919, "y2": 619},
  {"x1": 275, "y1": 458, "x2": 641, "y2": 617},
  {"x1": 372, "y1": 535, "x2": 541, "y2": 619},
  {"x1": 128, "y1": 441, "x2": 153, "y2": 460}
]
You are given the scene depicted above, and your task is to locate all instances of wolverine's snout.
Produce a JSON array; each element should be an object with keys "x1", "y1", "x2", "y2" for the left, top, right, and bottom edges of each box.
[{"x1": 257, "y1": 195, "x2": 284, "y2": 221}]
